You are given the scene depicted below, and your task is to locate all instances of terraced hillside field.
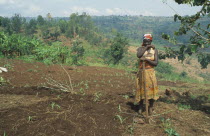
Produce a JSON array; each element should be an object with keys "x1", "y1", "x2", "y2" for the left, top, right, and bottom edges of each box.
[{"x1": 0, "y1": 59, "x2": 209, "y2": 136}]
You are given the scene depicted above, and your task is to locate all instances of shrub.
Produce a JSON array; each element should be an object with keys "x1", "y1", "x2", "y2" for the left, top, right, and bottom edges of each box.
[
  {"x1": 70, "y1": 37, "x2": 85, "y2": 65},
  {"x1": 35, "y1": 42, "x2": 70, "y2": 64},
  {"x1": 155, "y1": 61, "x2": 174, "y2": 74},
  {"x1": 103, "y1": 33, "x2": 128, "y2": 64},
  {"x1": 0, "y1": 32, "x2": 44, "y2": 57},
  {"x1": 180, "y1": 71, "x2": 187, "y2": 78}
]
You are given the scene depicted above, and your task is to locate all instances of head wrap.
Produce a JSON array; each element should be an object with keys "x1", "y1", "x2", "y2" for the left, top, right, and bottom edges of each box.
[{"x1": 143, "y1": 34, "x2": 152, "y2": 41}]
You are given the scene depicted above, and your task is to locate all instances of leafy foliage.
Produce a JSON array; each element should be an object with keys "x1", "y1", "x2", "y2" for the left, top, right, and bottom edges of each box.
[
  {"x1": 162, "y1": 0, "x2": 210, "y2": 68},
  {"x1": 35, "y1": 42, "x2": 70, "y2": 64},
  {"x1": 0, "y1": 32, "x2": 43, "y2": 57},
  {"x1": 155, "y1": 61, "x2": 174, "y2": 74},
  {"x1": 0, "y1": 32, "x2": 76, "y2": 65},
  {"x1": 103, "y1": 33, "x2": 128, "y2": 64},
  {"x1": 11, "y1": 14, "x2": 23, "y2": 33},
  {"x1": 64, "y1": 12, "x2": 103, "y2": 45},
  {"x1": 161, "y1": 118, "x2": 180, "y2": 136},
  {"x1": 58, "y1": 20, "x2": 68, "y2": 33},
  {"x1": 70, "y1": 37, "x2": 85, "y2": 65},
  {"x1": 25, "y1": 19, "x2": 37, "y2": 35},
  {"x1": 37, "y1": 15, "x2": 45, "y2": 26}
]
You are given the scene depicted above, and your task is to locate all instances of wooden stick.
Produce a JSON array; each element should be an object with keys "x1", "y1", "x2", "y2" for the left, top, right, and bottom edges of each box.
[{"x1": 143, "y1": 61, "x2": 149, "y2": 123}]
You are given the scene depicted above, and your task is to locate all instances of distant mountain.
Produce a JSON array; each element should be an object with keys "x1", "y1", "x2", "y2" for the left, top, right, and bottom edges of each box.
[
  {"x1": 21, "y1": 15, "x2": 210, "y2": 46},
  {"x1": 91, "y1": 16, "x2": 209, "y2": 46}
]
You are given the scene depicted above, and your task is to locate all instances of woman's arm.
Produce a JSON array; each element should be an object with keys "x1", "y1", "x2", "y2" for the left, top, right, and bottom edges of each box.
[
  {"x1": 137, "y1": 45, "x2": 155, "y2": 58},
  {"x1": 137, "y1": 47, "x2": 147, "y2": 58}
]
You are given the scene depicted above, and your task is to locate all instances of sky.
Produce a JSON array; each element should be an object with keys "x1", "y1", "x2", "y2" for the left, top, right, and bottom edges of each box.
[{"x1": 0, "y1": 0, "x2": 202, "y2": 17}]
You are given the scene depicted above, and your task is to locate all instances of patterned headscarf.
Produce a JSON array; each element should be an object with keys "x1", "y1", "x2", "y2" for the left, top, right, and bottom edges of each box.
[
  {"x1": 141, "y1": 34, "x2": 152, "y2": 46},
  {"x1": 143, "y1": 34, "x2": 153, "y2": 41}
]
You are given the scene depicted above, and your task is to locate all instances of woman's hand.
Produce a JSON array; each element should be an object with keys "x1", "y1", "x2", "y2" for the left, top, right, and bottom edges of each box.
[
  {"x1": 140, "y1": 58, "x2": 149, "y2": 61},
  {"x1": 140, "y1": 58, "x2": 145, "y2": 61},
  {"x1": 146, "y1": 45, "x2": 155, "y2": 49}
]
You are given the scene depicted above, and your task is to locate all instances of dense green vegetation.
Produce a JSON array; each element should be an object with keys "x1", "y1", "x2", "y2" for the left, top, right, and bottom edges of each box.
[
  {"x1": 92, "y1": 15, "x2": 188, "y2": 44},
  {"x1": 162, "y1": 0, "x2": 210, "y2": 68}
]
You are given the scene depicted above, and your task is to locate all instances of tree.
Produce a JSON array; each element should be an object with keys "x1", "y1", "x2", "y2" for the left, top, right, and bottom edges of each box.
[
  {"x1": 50, "y1": 27, "x2": 61, "y2": 41},
  {"x1": 58, "y1": 20, "x2": 68, "y2": 33},
  {"x1": 0, "y1": 16, "x2": 3, "y2": 26},
  {"x1": 104, "y1": 33, "x2": 128, "y2": 64},
  {"x1": 25, "y1": 19, "x2": 37, "y2": 35},
  {"x1": 37, "y1": 15, "x2": 45, "y2": 26},
  {"x1": 162, "y1": 0, "x2": 210, "y2": 68},
  {"x1": 0, "y1": 17, "x2": 12, "y2": 34},
  {"x1": 40, "y1": 25, "x2": 50, "y2": 39},
  {"x1": 66, "y1": 12, "x2": 95, "y2": 38},
  {"x1": 11, "y1": 14, "x2": 23, "y2": 33},
  {"x1": 46, "y1": 13, "x2": 52, "y2": 21},
  {"x1": 70, "y1": 37, "x2": 85, "y2": 65}
]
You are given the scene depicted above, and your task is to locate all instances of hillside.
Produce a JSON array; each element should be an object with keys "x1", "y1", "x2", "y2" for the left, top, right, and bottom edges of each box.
[
  {"x1": 13, "y1": 15, "x2": 209, "y2": 45},
  {"x1": 128, "y1": 46, "x2": 210, "y2": 82}
]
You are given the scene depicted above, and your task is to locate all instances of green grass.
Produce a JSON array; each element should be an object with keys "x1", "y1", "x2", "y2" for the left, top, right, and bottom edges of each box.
[
  {"x1": 160, "y1": 118, "x2": 180, "y2": 136},
  {"x1": 155, "y1": 61, "x2": 174, "y2": 74},
  {"x1": 199, "y1": 73, "x2": 210, "y2": 82},
  {"x1": 115, "y1": 115, "x2": 127, "y2": 124},
  {"x1": 177, "y1": 104, "x2": 191, "y2": 110},
  {"x1": 3, "y1": 63, "x2": 14, "y2": 70},
  {"x1": 93, "y1": 92, "x2": 103, "y2": 102},
  {"x1": 27, "y1": 69, "x2": 38, "y2": 72},
  {"x1": 155, "y1": 61, "x2": 200, "y2": 83},
  {"x1": 129, "y1": 42, "x2": 141, "y2": 47},
  {"x1": 156, "y1": 71, "x2": 199, "y2": 83},
  {"x1": 0, "y1": 76, "x2": 7, "y2": 86},
  {"x1": 0, "y1": 54, "x2": 4, "y2": 59},
  {"x1": 3, "y1": 131, "x2": 6, "y2": 136},
  {"x1": 50, "y1": 102, "x2": 61, "y2": 110},
  {"x1": 19, "y1": 55, "x2": 37, "y2": 63},
  {"x1": 154, "y1": 42, "x2": 168, "y2": 51}
]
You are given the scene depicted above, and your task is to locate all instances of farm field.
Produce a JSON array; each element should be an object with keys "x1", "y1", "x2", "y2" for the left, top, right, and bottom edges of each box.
[{"x1": 0, "y1": 59, "x2": 209, "y2": 136}]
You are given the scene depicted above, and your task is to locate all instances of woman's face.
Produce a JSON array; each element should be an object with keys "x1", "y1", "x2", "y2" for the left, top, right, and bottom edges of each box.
[{"x1": 143, "y1": 39, "x2": 152, "y2": 45}]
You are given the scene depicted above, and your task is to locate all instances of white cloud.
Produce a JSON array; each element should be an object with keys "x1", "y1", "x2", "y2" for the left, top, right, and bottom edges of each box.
[
  {"x1": 63, "y1": 6, "x2": 100, "y2": 16},
  {"x1": 105, "y1": 9, "x2": 114, "y2": 14},
  {"x1": 142, "y1": 11, "x2": 154, "y2": 16},
  {"x1": 0, "y1": 0, "x2": 43, "y2": 16},
  {"x1": 72, "y1": 6, "x2": 99, "y2": 14},
  {"x1": 0, "y1": 0, "x2": 15, "y2": 5},
  {"x1": 63, "y1": 11, "x2": 71, "y2": 17},
  {"x1": 85, "y1": 8, "x2": 100, "y2": 15},
  {"x1": 29, "y1": 5, "x2": 42, "y2": 13},
  {"x1": 105, "y1": 8, "x2": 154, "y2": 16},
  {"x1": 105, "y1": 8, "x2": 127, "y2": 15}
]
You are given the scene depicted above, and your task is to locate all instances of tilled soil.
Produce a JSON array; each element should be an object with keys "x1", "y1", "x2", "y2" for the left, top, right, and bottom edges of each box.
[{"x1": 0, "y1": 59, "x2": 209, "y2": 136}]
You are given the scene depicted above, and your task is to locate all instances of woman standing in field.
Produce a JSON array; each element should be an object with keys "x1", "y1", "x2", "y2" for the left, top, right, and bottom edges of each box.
[{"x1": 135, "y1": 34, "x2": 159, "y2": 115}]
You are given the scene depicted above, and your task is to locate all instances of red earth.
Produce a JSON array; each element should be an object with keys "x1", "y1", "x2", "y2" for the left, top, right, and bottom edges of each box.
[{"x1": 0, "y1": 58, "x2": 209, "y2": 136}]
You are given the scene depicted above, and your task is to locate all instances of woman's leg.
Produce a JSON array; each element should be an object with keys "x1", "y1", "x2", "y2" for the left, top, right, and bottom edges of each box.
[
  {"x1": 138, "y1": 99, "x2": 144, "y2": 114},
  {"x1": 149, "y1": 99, "x2": 155, "y2": 115}
]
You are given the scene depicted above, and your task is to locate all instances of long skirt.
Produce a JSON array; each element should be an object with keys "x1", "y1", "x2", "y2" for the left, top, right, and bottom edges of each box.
[{"x1": 135, "y1": 68, "x2": 159, "y2": 103}]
